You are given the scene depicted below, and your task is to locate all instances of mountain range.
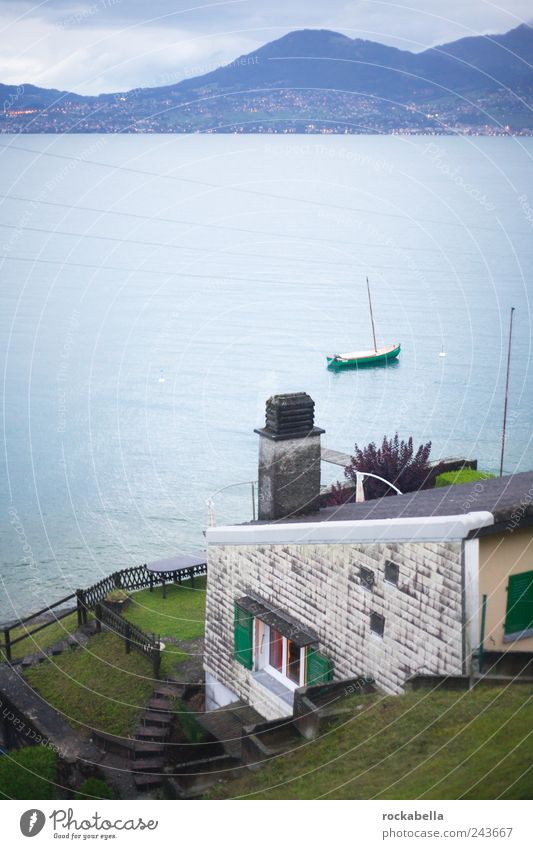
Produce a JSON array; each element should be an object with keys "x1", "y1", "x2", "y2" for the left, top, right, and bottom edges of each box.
[{"x1": 1, "y1": 24, "x2": 532, "y2": 133}]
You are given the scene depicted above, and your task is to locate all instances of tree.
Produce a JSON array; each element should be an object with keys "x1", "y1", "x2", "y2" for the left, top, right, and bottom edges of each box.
[
  {"x1": 321, "y1": 434, "x2": 443, "y2": 506},
  {"x1": 343, "y1": 433, "x2": 439, "y2": 500}
]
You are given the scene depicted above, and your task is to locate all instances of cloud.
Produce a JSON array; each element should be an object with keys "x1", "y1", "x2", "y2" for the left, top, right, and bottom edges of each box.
[
  {"x1": 0, "y1": 9, "x2": 258, "y2": 93},
  {"x1": 1, "y1": 0, "x2": 532, "y2": 93}
]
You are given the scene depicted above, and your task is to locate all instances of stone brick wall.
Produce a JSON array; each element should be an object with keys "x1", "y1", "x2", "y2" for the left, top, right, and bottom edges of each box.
[{"x1": 204, "y1": 540, "x2": 464, "y2": 717}]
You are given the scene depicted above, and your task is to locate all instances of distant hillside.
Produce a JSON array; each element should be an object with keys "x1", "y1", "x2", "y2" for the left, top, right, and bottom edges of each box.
[
  {"x1": 0, "y1": 82, "x2": 82, "y2": 110},
  {"x1": 2, "y1": 24, "x2": 532, "y2": 133},
  {"x1": 152, "y1": 24, "x2": 533, "y2": 98}
]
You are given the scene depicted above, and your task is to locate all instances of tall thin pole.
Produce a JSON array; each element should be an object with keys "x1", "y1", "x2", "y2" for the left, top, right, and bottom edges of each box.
[
  {"x1": 499, "y1": 306, "x2": 515, "y2": 477},
  {"x1": 478, "y1": 593, "x2": 487, "y2": 675},
  {"x1": 366, "y1": 276, "x2": 378, "y2": 352}
]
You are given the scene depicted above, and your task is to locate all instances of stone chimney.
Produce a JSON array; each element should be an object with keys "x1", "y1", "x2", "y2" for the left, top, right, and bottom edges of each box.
[{"x1": 254, "y1": 392, "x2": 325, "y2": 521}]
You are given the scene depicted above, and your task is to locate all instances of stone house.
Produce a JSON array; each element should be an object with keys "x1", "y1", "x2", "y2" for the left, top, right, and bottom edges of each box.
[{"x1": 204, "y1": 393, "x2": 533, "y2": 720}]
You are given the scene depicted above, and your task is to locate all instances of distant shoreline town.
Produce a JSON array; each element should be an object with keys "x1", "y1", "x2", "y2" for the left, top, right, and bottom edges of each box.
[{"x1": 1, "y1": 24, "x2": 532, "y2": 135}]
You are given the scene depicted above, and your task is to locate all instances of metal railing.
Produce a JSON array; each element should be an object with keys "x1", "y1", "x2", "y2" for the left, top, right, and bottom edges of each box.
[
  {"x1": 207, "y1": 480, "x2": 257, "y2": 526},
  {"x1": 354, "y1": 471, "x2": 403, "y2": 499}
]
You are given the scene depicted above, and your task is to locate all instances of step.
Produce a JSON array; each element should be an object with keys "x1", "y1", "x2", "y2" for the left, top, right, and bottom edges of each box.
[
  {"x1": 228, "y1": 703, "x2": 264, "y2": 727},
  {"x1": 153, "y1": 685, "x2": 181, "y2": 699},
  {"x1": 134, "y1": 773, "x2": 163, "y2": 790},
  {"x1": 141, "y1": 712, "x2": 172, "y2": 728},
  {"x1": 131, "y1": 758, "x2": 166, "y2": 773},
  {"x1": 136, "y1": 726, "x2": 169, "y2": 741},
  {"x1": 196, "y1": 701, "x2": 265, "y2": 759},
  {"x1": 147, "y1": 698, "x2": 173, "y2": 713},
  {"x1": 132, "y1": 742, "x2": 165, "y2": 758}
]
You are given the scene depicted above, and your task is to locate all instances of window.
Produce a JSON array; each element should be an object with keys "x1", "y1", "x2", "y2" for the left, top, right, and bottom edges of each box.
[
  {"x1": 505, "y1": 570, "x2": 533, "y2": 637},
  {"x1": 269, "y1": 627, "x2": 283, "y2": 671},
  {"x1": 254, "y1": 619, "x2": 308, "y2": 689},
  {"x1": 256, "y1": 621, "x2": 334, "y2": 688},
  {"x1": 235, "y1": 598, "x2": 334, "y2": 690},
  {"x1": 370, "y1": 612, "x2": 385, "y2": 637},
  {"x1": 287, "y1": 640, "x2": 301, "y2": 684},
  {"x1": 360, "y1": 566, "x2": 375, "y2": 591},
  {"x1": 385, "y1": 560, "x2": 400, "y2": 586}
]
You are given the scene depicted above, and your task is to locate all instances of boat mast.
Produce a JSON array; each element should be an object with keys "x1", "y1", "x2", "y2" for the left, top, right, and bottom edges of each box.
[{"x1": 366, "y1": 276, "x2": 378, "y2": 352}]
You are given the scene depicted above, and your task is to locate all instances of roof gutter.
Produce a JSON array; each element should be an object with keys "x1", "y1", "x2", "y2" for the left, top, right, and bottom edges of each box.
[{"x1": 206, "y1": 511, "x2": 494, "y2": 546}]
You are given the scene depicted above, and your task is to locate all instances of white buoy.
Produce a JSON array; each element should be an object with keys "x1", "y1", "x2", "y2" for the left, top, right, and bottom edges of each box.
[{"x1": 158, "y1": 370, "x2": 166, "y2": 383}]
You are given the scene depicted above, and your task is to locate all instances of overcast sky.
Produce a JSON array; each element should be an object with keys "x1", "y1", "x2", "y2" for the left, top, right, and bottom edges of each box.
[{"x1": 1, "y1": 0, "x2": 531, "y2": 94}]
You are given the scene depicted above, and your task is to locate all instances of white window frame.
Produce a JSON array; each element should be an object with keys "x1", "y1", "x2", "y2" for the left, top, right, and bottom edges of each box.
[{"x1": 254, "y1": 619, "x2": 306, "y2": 690}]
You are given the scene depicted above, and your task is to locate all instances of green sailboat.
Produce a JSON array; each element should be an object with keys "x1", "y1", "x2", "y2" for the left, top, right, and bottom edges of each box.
[{"x1": 327, "y1": 277, "x2": 401, "y2": 369}]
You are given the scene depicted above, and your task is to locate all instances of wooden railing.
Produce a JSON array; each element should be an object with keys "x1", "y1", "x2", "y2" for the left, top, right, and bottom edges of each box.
[
  {"x1": 94, "y1": 601, "x2": 161, "y2": 677},
  {"x1": 0, "y1": 592, "x2": 77, "y2": 663},
  {"x1": 1, "y1": 560, "x2": 207, "y2": 663}
]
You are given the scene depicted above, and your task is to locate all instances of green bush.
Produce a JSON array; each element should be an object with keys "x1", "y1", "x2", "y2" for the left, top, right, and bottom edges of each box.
[
  {"x1": 436, "y1": 469, "x2": 495, "y2": 487},
  {"x1": 0, "y1": 746, "x2": 57, "y2": 800},
  {"x1": 75, "y1": 777, "x2": 114, "y2": 800},
  {"x1": 178, "y1": 702, "x2": 209, "y2": 744},
  {"x1": 104, "y1": 589, "x2": 130, "y2": 603}
]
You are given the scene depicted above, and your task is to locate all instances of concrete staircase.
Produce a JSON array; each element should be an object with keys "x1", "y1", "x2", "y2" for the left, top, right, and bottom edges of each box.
[
  {"x1": 196, "y1": 700, "x2": 264, "y2": 758},
  {"x1": 241, "y1": 677, "x2": 377, "y2": 768}
]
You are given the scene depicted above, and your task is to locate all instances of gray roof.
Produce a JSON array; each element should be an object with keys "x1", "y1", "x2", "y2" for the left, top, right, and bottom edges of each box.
[{"x1": 284, "y1": 471, "x2": 533, "y2": 535}]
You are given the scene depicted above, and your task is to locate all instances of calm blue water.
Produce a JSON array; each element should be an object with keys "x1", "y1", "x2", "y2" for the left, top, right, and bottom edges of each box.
[{"x1": 0, "y1": 134, "x2": 532, "y2": 621}]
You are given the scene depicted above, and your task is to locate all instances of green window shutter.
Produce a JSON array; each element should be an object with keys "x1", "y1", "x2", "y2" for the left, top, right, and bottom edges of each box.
[
  {"x1": 306, "y1": 648, "x2": 334, "y2": 685},
  {"x1": 505, "y1": 570, "x2": 533, "y2": 635},
  {"x1": 234, "y1": 604, "x2": 253, "y2": 669}
]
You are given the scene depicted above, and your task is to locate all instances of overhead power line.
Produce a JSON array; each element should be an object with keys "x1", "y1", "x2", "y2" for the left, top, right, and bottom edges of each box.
[
  {"x1": 0, "y1": 141, "x2": 521, "y2": 237},
  {"x1": 0, "y1": 251, "x2": 508, "y2": 282}
]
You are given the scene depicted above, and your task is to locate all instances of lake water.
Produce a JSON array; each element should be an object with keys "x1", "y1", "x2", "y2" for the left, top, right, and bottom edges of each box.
[{"x1": 0, "y1": 134, "x2": 532, "y2": 621}]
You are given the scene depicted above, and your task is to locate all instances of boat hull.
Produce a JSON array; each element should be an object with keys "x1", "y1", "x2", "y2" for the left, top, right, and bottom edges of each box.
[{"x1": 327, "y1": 343, "x2": 401, "y2": 369}]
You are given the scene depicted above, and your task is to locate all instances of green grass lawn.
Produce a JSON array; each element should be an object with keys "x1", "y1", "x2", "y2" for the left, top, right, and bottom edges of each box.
[
  {"x1": 123, "y1": 576, "x2": 207, "y2": 641},
  {"x1": 436, "y1": 469, "x2": 495, "y2": 487},
  {"x1": 124, "y1": 575, "x2": 207, "y2": 640},
  {"x1": 208, "y1": 685, "x2": 533, "y2": 800},
  {"x1": 1, "y1": 578, "x2": 206, "y2": 666},
  {"x1": 1, "y1": 611, "x2": 91, "y2": 663},
  {"x1": 24, "y1": 632, "x2": 154, "y2": 738},
  {"x1": 122, "y1": 577, "x2": 207, "y2": 678}
]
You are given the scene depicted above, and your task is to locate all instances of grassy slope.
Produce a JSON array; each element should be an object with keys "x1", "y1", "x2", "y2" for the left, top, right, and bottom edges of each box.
[
  {"x1": 25, "y1": 632, "x2": 153, "y2": 737},
  {"x1": 22, "y1": 579, "x2": 207, "y2": 735},
  {"x1": 209, "y1": 686, "x2": 533, "y2": 800}
]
